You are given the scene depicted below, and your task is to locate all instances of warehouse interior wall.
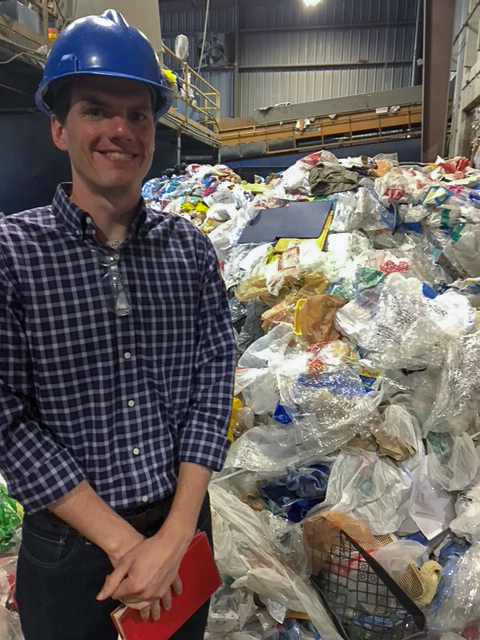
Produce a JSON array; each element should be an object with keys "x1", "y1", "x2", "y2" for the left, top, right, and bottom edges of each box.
[
  {"x1": 0, "y1": 113, "x2": 182, "y2": 215},
  {"x1": 69, "y1": 0, "x2": 162, "y2": 50},
  {"x1": 449, "y1": 0, "x2": 480, "y2": 158},
  {"x1": 160, "y1": 0, "x2": 422, "y2": 119}
]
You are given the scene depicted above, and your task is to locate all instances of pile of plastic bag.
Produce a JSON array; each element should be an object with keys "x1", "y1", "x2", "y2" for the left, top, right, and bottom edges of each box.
[{"x1": 143, "y1": 150, "x2": 480, "y2": 640}]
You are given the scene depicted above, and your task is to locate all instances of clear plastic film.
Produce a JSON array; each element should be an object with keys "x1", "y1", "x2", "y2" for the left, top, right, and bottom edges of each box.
[
  {"x1": 423, "y1": 331, "x2": 480, "y2": 435},
  {"x1": 427, "y1": 542, "x2": 480, "y2": 633},
  {"x1": 224, "y1": 424, "x2": 299, "y2": 472},
  {"x1": 0, "y1": 607, "x2": 22, "y2": 640},
  {"x1": 273, "y1": 347, "x2": 379, "y2": 455},
  {"x1": 329, "y1": 192, "x2": 362, "y2": 232},
  {"x1": 335, "y1": 273, "x2": 475, "y2": 369}
]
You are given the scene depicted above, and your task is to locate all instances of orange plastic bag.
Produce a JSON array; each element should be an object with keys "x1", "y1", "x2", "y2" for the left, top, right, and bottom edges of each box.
[
  {"x1": 303, "y1": 511, "x2": 375, "y2": 574},
  {"x1": 297, "y1": 294, "x2": 346, "y2": 345}
]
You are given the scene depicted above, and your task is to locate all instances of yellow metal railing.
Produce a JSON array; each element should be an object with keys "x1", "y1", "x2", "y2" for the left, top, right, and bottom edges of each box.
[{"x1": 161, "y1": 43, "x2": 220, "y2": 135}]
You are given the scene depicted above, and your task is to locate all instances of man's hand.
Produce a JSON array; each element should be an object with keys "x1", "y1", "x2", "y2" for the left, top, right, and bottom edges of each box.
[{"x1": 96, "y1": 522, "x2": 191, "y2": 618}]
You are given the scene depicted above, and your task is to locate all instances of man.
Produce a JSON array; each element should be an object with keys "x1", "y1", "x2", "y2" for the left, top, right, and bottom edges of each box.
[{"x1": 0, "y1": 10, "x2": 236, "y2": 640}]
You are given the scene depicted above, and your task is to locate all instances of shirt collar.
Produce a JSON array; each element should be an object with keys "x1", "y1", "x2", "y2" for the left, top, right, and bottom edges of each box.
[{"x1": 52, "y1": 183, "x2": 149, "y2": 239}]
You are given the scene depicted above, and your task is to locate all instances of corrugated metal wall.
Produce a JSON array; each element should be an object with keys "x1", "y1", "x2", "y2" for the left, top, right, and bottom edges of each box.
[{"x1": 160, "y1": 0, "x2": 420, "y2": 118}]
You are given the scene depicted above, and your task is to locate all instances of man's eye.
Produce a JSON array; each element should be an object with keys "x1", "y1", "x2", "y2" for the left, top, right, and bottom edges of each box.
[
  {"x1": 131, "y1": 112, "x2": 147, "y2": 123},
  {"x1": 87, "y1": 107, "x2": 105, "y2": 118}
]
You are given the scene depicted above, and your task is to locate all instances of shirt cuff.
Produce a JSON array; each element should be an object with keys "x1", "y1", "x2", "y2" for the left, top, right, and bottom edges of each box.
[
  {"x1": 178, "y1": 428, "x2": 230, "y2": 472},
  {"x1": 8, "y1": 450, "x2": 86, "y2": 514}
]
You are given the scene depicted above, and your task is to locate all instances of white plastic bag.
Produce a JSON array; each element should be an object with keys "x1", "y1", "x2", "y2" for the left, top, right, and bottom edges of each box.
[
  {"x1": 371, "y1": 540, "x2": 426, "y2": 582},
  {"x1": 450, "y1": 483, "x2": 480, "y2": 542},
  {"x1": 324, "y1": 451, "x2": 413, "y2": 535},
  {"x1": 209, "y1": 485, "x2": 343, "y2": 640},
  {"x1": 235, "y1": 368, "x2": 277, "y2": 415},
  {"x1": 238, "y1": 323, "x2": 293, "y2": 369},
  {"x1": 428, "y1": 433, "x2": 479, "y2": 492}
]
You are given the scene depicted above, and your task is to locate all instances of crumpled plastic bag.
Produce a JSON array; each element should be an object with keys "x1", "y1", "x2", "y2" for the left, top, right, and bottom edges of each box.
[
  {"x1": 238, "y1": 324, "x2": 293, "y2": 369},
  {"x1": 296, "y1": 295, "x2": 346, "y2": 345},
  {"x1": 235, "y1": 368, "x2": 278, "y2": 415},
  {"x1": 439, "y1": 222, "x2": 480, "y2": 279},
  {"x1": 427, "y1": 432, "x2": 479, "y2": 492},
  {"x1": 323, "y1": 451, "x2": 413, "y2": 535},
  {"x1": 371, "y1": 540, "x2": 426, "y2": 583},
  {"x1": 209, "y1": 484, "x2": 343, "y2": 640},
  {"x1": 329, "y1": 192, "x2": 363, "y2": 232},
  {"x1": 303, "y1": 511, "x2": 375, "y2": 574},
  {"x1": 261, "y1": 275, "x2": 329, "y2": 332},
  {"x1": 423, "y1": 331, "x2": 480, "y2": 435},
  {"x1": 450, "y1": 483, "x2": 480, "y2": 542},
  {"x1": 335, "y1": 274, "x2": 475, "y2": 369},
  {"x1": 264, "y1": 240, "x2": 339, "y2": 297},
  {"x1": 273, "y1": 351, "x2": 378, "y2": 455},
  {"x1": 0, "y1": 607, "x2": 22, "y2": 640},
  {"x1": 377, "y1": 404, "x2": 425, "y2": 471},
  {"x1": 427, "y1": 542, "x2": 480, "y2": 632},
  {"x1": 208, "y1": 586, "x2": 257, "y2": 637},
  {"x1": 224, "y1": 424, "x2": 300, "y2": 472}
]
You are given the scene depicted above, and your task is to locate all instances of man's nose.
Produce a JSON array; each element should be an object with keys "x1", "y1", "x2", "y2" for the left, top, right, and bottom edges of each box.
[{"x1": 107, "y1": 114, "x2": 133, "y2": 138}]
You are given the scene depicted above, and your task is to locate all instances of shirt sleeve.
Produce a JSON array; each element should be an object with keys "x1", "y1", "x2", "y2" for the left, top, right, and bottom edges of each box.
[
  {"x1": 178, "y1": 234, "x2": 236, "y2": 471},
  {"x1": 0, "y1": 260, "x2": 86, "y2": 514}
]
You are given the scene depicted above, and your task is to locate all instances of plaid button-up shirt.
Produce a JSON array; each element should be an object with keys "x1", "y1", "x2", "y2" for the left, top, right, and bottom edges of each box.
[{"x1": 0, "y1": 184, "x2": 236, "y2": 514}]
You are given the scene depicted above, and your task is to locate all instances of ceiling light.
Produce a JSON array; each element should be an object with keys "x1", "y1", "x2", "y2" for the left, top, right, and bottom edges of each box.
[{"x1": 303, "y1": 0, "x2": 321, "y2": 6}]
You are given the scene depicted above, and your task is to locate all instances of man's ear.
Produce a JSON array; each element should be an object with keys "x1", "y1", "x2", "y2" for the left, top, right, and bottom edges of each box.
[{"x1": 51, "y1": 115, "x2": 68, "y2": 152}]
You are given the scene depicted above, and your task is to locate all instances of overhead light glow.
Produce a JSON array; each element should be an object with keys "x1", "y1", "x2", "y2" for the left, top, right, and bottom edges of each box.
[{"x1": 303, "y1": 0, "x2": 321, "y2": 6}]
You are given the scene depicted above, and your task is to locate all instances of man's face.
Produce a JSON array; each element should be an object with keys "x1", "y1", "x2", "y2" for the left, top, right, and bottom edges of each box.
[{"x1": 51, "y1": 76, "x2": 155, "y2": 198}]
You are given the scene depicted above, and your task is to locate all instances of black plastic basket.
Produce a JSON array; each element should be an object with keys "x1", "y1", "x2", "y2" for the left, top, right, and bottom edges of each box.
[{"x1": 311, "y1": 531, "x2": 427, "y2": 640}]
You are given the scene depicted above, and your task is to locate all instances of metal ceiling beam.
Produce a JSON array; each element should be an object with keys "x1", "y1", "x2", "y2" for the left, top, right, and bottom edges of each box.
[
  {"x1": 162, "y1": 22, "x2": 416, "y2": 36},
  {"x1": 421, "y1": 0, "x2": 456, "y2": 162},
  {"x1": 239, "y1": 61, "x2": 411, "y2": 72}
]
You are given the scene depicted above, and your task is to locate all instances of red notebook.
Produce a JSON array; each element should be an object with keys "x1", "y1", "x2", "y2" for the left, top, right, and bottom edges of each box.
[{"x1": 110, "y1": 532, "x2": 221, "y2": 640}]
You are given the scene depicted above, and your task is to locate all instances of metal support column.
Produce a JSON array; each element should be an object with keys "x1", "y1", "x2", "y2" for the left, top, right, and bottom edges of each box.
[
  {"x1": 421, "y1": 0, "x2": 456, "y2": 161},
  {"x1": 233, "y1": 0, "x2": 240, "y2": 117},
  {"x1": 177, "y1": 131, "x2": 182, "y2": 166}
]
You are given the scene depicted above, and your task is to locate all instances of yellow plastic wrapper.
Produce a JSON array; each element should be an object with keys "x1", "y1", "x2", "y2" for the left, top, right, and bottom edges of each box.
[
  {"x1": 261, "y1": 274, "x2": 329, "y2": 331},
  {"x1": 296, "y1": 294, "x2": 346, "y2": 345},
  {"x1": 227, "y1": 398, "x2": 243, "y2": 443}
]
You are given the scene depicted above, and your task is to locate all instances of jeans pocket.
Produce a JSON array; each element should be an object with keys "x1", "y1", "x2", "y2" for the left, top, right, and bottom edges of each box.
[{"x1": 20, "y1": 521, "x2": 82, "y2": 569}]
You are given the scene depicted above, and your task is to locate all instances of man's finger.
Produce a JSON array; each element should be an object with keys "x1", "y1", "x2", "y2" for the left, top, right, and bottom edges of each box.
[
  {"x1": 150, "y1": 600, "x2": 161, "y2": 621},
  {"x1": 172, "y1": 575, "x2": 183, "y2": 596},
  {"x1": 140, "y1": 605, "x2": 151, "y2": 621},
  {"x1": 96, "y1": 566, "x2": 129, "y2": 601},
  {"x1": 161, "y1": 589, "x2": 172, "y2": 612}
]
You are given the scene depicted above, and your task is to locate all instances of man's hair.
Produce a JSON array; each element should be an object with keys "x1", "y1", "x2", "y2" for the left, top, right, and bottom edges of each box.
[{"x1": 51, "y1": 80, "x2": 72, "y2": 125}]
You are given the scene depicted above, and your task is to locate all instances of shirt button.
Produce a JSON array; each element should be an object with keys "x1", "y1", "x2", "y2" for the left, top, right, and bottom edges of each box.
[
  {"x1": 141, "y1": 495, "x2": 148, "y2": 503},
  {"x1": 133, "y1": 447, "x2": 140, "y2": 455},
  {"x1": 128, "y1": 400, "x2": 135, "y2": 408},
  {"x1": 124, "y1": 352, "x2": 132, "y2": 360},
  {"x1": 86, "y1": 217, "x2": 92, "y2": 225}
]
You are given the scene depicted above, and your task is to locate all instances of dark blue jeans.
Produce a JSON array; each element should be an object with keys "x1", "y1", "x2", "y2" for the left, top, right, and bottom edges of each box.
[{"x1": 16, "y1": 495, "x2": 212, "y2": 640}]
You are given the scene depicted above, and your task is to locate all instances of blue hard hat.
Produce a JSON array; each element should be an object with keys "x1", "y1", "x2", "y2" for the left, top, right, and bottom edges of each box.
[{"x1": 35, "y1": 9, "x2": 173, "y2": 120}]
